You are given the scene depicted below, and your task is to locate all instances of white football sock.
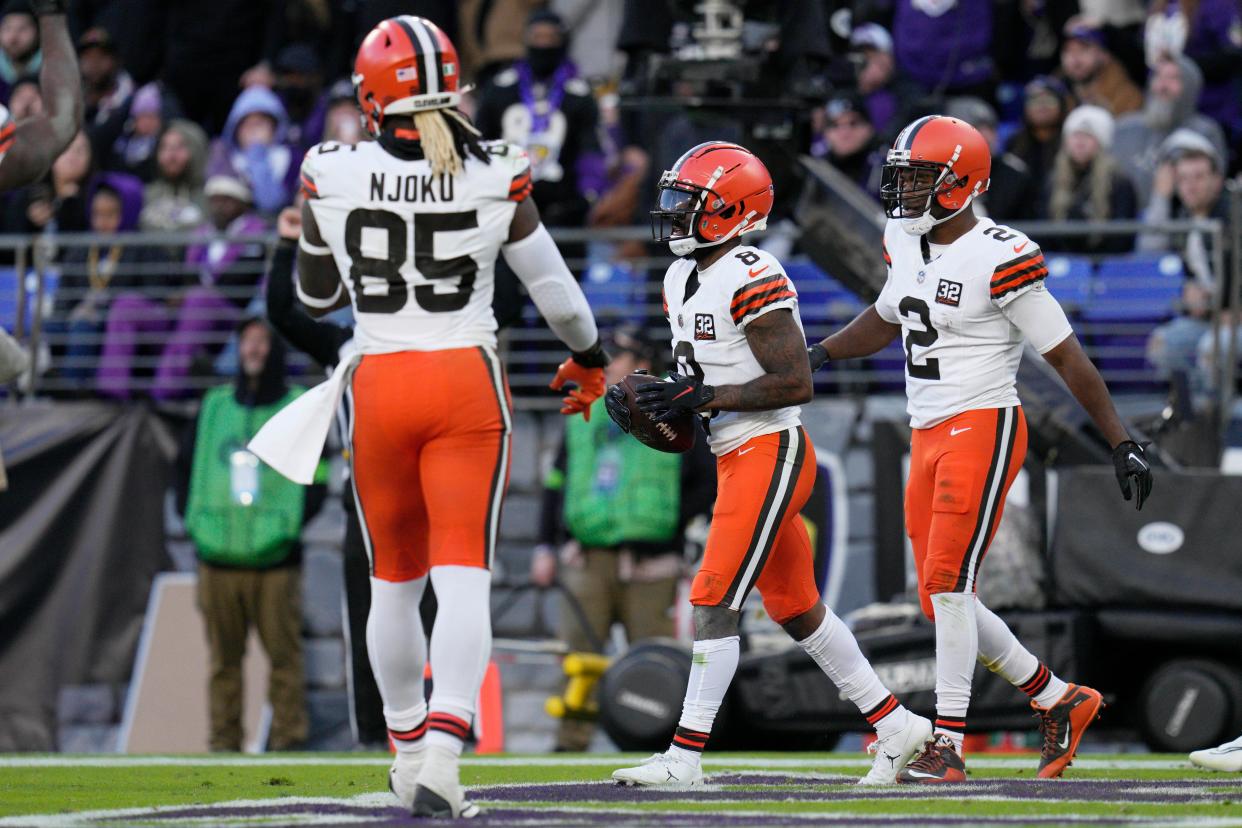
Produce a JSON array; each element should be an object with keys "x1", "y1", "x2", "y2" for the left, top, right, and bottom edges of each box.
[
  {"x1": 367, "y1": 576, "x2": 429, "y2": 756},
  {"x1": 931, "y1": 592, "x2": 978, "y2": 754},
  {"x1": 795, "y1": 608, "x2": 911, "y2": 740},
  {"x1": 975, "y1": 602, "x2": 1068, "y2": 708},
  {"x1": 672, "y1": 636, "x2": 740, "y2": 764},
  {"x1": 426, "y1": 565, "x2": 492, "y2": 757}
]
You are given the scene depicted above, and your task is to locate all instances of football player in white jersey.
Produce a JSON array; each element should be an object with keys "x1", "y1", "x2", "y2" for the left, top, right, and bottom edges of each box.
[
  {"x1": 608, "y1": 141, "x2": 932, "y2": 788},
  {"x1": 290, "y1": 17, "x2": 606, "y2": 818},
  {"x1": 809, "y1": 115, "x2": 1154, "y2": 782}
]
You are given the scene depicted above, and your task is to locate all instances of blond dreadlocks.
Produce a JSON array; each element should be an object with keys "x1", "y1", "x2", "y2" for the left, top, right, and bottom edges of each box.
[{"x1": 412, "y1": 108, "x2": 485, "y2": 177}]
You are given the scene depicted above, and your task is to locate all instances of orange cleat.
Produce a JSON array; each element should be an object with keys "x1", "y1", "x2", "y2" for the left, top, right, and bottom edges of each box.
[{"x1": 1034, "y1": 683, "x2": 1105, "y2": 779}]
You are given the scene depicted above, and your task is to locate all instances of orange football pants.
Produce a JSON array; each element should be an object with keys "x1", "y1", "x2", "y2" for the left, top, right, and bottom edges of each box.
[
  {"x1": 349, "y1": 347, "x2": 512, "y2": 582},
  {"x1": 906, "y1": 406, "x2": 1027, "y2": 620},
  {"x1": 691, "y1": 426, "x2": 821, "y2": 624}
]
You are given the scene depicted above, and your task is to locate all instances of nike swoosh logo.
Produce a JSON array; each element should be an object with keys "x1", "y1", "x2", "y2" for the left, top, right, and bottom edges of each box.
[
  {"x1": 1212, "y1": 746, "x2": 1242, "y2": 753},
  {"x1": 671, "y1": 387, "x2": 695, "y2": 401},
  {"x1": 738, "y1": 447, "x2": 756, "y2": 456},
  {"x1": 1058, "y1": 730, "x2": 1070, "y2": 750},
  {"x1": 1014, "y1": 241, "x2": 1029, "y2": 253},
  {"x1": 950, "y1": 427, "x2": 971, "y2": 436},
  {"x1": 903, "y1": 770, "x2": 941, "y2": 779},
  {"x1": 748, "y1": 265, "x2": 769, "y2": 277}
]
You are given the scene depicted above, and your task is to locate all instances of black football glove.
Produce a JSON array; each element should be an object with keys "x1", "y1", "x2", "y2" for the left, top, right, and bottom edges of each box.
[
  {"x1": 604, "y1": 384, "x2": 631, "y2": 433},
  {"x1": 1112, "y1": 440, "x2": 1153, "y2": 510},
  {"x1": 636, "y1": 375, "x2": 715, "y2": 423},
  {"x1": 808, "y1": 343, "x2": 830, "y2": 372}
]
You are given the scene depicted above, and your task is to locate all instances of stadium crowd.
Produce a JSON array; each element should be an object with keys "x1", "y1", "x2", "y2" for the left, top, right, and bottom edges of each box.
[{"x1": 0, "y1": 0, "x2": 1238, "y2": 398}]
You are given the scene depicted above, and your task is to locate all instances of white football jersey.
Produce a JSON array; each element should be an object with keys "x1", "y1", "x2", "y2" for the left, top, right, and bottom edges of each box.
[
  {"x1": 662, "y1": 245, "x2": 803, "y2": 455},
  {"x1": 0, "y1": 104, "x2": 12, "y2": 168},
  {"x1": 876, "y1": 216, "x2": 1058, "y2": 428},
  {"x1": 300, "y1": 138, "x2": 532, "y2": 353}
]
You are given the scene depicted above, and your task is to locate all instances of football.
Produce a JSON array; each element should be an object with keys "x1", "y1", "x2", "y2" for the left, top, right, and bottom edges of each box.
[{"x1": 616, "y1": 373, "x2": 698, "y2": 454}]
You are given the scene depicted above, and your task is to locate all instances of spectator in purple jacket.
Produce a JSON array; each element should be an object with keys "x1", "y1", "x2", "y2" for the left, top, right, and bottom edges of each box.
[
  {"x1": 98, "y1": 175, "x2": 268, "y2": 400},
  {"x1": 892, "y1": 0, "x2": 995, "y2": 100},
  {"x1": 207, "y1": 86, "x2": 297, "y2": 216}
]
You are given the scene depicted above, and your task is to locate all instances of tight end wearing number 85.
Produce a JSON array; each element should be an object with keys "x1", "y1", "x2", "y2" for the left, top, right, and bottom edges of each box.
[{"x1": 249, "y1": 13, "x2": 610, "y2": 820}]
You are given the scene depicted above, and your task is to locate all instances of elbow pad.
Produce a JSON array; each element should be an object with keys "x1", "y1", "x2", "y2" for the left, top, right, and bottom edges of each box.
[{"x1": 501, "y1": 224, "x2": 598, "y2": 353}]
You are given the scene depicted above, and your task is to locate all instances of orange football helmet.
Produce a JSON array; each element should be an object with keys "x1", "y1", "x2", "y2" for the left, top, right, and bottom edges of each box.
[
  {"x1": 353, "y1": 16, "x2": 462, "y2": 138},
  {"x1": 881, "y1": 115, "x2": 991, "y2": 236},
  {"x1": 652, "y1": 142, "x2": 774, "y2": 256}
]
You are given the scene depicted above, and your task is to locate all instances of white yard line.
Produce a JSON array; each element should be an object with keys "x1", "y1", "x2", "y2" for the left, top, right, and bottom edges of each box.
[{"x1": 0, "y1": 756, "x2": 1201, "y2": 771}]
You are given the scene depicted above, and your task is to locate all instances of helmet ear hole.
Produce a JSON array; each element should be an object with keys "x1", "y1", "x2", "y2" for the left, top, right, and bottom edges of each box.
[{"x1": 718, "y1": 204, "x2": 736, "y2": 220}]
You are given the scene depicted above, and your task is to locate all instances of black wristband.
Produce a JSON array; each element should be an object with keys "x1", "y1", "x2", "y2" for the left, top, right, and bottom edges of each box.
[
  {"x1": 276, "y1": 237, "x2": 297, "y2": 250},
  {"x1": 571, "y1": 338, "x2": 610, "y2": 368},
  {"x1": 808, "y1": 343, "x2": 830, "y2": 371}
]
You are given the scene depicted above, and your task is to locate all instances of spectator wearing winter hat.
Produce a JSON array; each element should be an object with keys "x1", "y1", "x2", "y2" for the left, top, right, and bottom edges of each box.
[
  {"x1": 945, "y1": 97, "x2": 1039, "y2": 223},
  {"x1": 1039, "y1": 104, "x2": 1137, "y2": 252},
  {"x1": 812, "y1": 92, "x2": 884, "y2": 198},
  {"x1": 1113, "y1": 54, "x2": 1228, "y2": 205},
  {"x1": 273, "y1": 43, "x2": 326, "y2": 155},
  {"x1": 105, "y1": 82, "x2": 165, "y2": 180},
  {"x1": 207, "y1": 86, "x2": 298, "y2": 215},
  {"x1": 140, "y1": 119, "x2": 209, "y2": 233},
  {"x1": 1003, "y1": 76, "x2": 1071, "y2": 190},
  {"x1": 1060, "y1": 17, "x2": 1143, "y2": 118},
  {"x1": 79, "y1": 27, "x2": 135, "y2": 166},
  {"x1": 99, "y1": 174, "x2": 268, "y2": 400},
  {"x1": 1143, "y1": 0, "x2": 1242, "y2": 140},
  {"x1": 48, "y1": 172, "x2": 153, "y2": 387},
  {"x1": 0, "y1": 1, "x2": 39, "y2": 105},
  {"x1": 320, "y1": 79, "x2": 363, "y2": 147},
  {"x1": 849, "y1": 23, "x2": 925, "y2": 141}
]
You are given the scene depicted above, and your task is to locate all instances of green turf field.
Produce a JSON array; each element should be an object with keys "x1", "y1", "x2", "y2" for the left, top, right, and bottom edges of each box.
[{"x1": 1, "y1": 753, "x2": 1240, "y2": 826}]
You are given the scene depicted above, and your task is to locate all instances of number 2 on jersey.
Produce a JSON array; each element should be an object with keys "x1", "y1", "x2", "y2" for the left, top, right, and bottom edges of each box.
[
  {"x1": 898, "y1": 296, "x2": 940, "y2": 380},
  {"x1": 344, "y1": 208, "x2": 478, "y2": 314}
]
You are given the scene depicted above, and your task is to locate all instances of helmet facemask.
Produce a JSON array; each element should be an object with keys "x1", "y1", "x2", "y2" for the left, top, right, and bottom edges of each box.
[
  {"x1": 881, "y1": 151, "x2": 978, "y2": 236},
  {"x1": 651, "y1": 168, "x2": 763, "y2": 257}
]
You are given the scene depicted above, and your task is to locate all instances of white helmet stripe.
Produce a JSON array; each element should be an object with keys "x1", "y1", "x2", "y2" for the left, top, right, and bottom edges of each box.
[{"x1": 403, "y1": 16, "x2": 440, "y2": 94}]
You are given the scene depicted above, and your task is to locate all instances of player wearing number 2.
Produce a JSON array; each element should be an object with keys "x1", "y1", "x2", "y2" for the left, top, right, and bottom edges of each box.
[
  {"x1": 609, "y1": 142, "x2": 932, "y2": 788},
  {"x1": 289, "y1": 16, "x2": 606, "y2": 818},
  {"x1": 808, "y1": 115, "x2": 1155, "y2": 782}
]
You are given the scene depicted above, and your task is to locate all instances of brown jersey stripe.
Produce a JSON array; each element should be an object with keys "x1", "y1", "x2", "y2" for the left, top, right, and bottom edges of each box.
[
  {"x1": 732, "y1": 289, "x2": 796, "y2": 323},
  {"x1": 991, "y1": 260, "x2": 1049, "y2": 292},
  {"x1": 991, "y1": 269, "x2": 1048, "y2": 299},
  {"x1": 730, "y1": 273, "x2": 788, "y2": 308},
  {"x1": 991, "y1": 250, "x2": 1043, "y2": 282}
]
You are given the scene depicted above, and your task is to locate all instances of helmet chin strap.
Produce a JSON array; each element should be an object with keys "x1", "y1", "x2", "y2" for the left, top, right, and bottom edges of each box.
[
  {"x1": 668, "y1": 211, "x2": 765, "y2": 256},
  {"x1": 899, "y1": 189, "x2": 979, "y2": 237}
]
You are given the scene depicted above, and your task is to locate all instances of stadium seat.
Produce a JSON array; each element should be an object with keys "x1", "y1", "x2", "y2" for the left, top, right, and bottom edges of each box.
[
  {"x1": 1085, "y1": 253, "x2": 1183, "y2": 322},
  {"x1": 0, "y1": 267, "x2": 59, "y2": 334},
  {"x1": 1081, "y1": 254, "x2": 1183, "y2": 390},
  {"x1": 1043, "y1": 255, "x2": 1093, "y2": 316}
]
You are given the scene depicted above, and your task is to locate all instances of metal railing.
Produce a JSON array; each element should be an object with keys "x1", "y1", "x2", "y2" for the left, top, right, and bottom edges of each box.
[{"x1": 1, "y1": 218, "x2": 1235, "y2": 411}]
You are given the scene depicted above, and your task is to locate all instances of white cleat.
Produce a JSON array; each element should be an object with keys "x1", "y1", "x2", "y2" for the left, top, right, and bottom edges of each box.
[
  {"x1": 612, "y1": 751, "x2": 705, "y2": 787},
  {"x1": 402, "y1": 746, "x2": 479, "y2": 819},
  {"x1": 857, "y1": 713, "x2": 934, "y2": 785},
  {"x1": 1190, "y1": 734, "x2": 1242, "y2": 772},
  {"x1": 387, "y1": 752, "x2": 422, "y2": 810}
]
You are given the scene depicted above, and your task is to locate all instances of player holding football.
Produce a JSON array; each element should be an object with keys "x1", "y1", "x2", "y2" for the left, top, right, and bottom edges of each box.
[
  {"x1": 608, "y1": 141, "x2": 932, "y2": 788},
  {"x1": 0, "y1": 0, "x2": 82, "y2": 388},
  {"x1": 258, "y1": 17, "x2": 607, "y2": 818},
  {"x1": 809, "y1": 115, "x2": 1154, "y2": 782}
]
